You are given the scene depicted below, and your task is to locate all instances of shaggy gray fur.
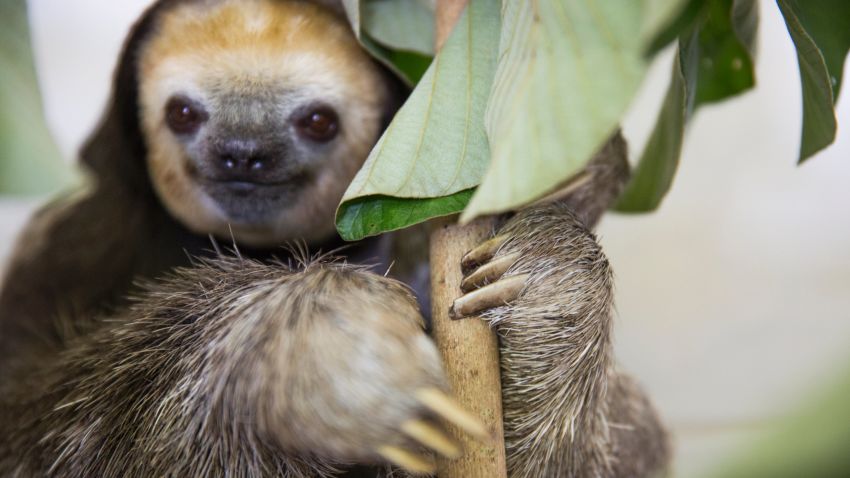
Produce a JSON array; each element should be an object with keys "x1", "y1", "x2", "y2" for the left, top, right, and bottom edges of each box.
[
  {"x1": 1, "y1": 257, "x2": 443, "y2": 477},
  {"x1": 0, "y1": 0, "x2": 669, "y2": 473},
  {"x1": 484, "y1": 203, "x2": 668, "y2": 477}
]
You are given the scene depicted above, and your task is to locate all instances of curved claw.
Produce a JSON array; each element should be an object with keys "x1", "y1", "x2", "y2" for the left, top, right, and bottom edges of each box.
[
  {"x1": 450, "y1": 274, "x2": 529, "y2": 319},
  {"x1": 402, "y1": 419, "x2": 460, "y2": 458},
  {"x1": 377, "y1": 445, "x2": 436, "y2": 475},
  {"x1": 460, "y1": 252, "x2": 521, "y2": 293},
  {"x1": 416, "y1": 388, "x2": 490, "y2": 441},
  {"x1": 461, "y1": 235, "x2": 509, "y2": 271}
]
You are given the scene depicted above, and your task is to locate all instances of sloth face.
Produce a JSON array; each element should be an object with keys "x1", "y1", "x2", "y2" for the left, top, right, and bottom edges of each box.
[{"x1": 138, "y1": 0, "x2": 390, "y2": 246}]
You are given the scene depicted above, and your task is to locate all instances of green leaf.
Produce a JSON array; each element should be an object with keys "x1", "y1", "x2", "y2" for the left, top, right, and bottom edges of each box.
[
  {"x1": 615, "y1": 0, "x2": 758, "y2": 212},
  {"x1": 645, "y1": 0, "x2": 708, "y2": 55},
  {"x1": 358, "y1": 35, "x2": 433, "y2": 85},
  {"x1": 616, "y1": 32, "x2": 699, "y2": 212},
  {"x1": 462, "y1": 0, "x2": 680, "y2": 222},
  {"x1": 336, "y1": 0, "x2": 500, "y2": 241},
  {"x1": 382, "y1": 49, "x2": 432, "y2": 85},
  {"x1": 362, "y1": 0, "x2": 434, "y2": 56},
  {"x1": 0, "y1": 0, "x2": 78, "y2": 196},
  {"x1": 341, "y1": 0, "x2": 435, "y2": 85},
  {"x1": 777, "y1": 0, "x2": 850, "y2": 162},
  {"x1": 693, "y1": 0, "x2": 758, "y2": 105},
  {"x1": 337, "y1": 189, "x2": 474, "y2": 241}
]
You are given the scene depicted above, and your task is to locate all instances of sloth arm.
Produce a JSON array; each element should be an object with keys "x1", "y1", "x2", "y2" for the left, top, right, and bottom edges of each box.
[
  {"x1": 0, "y1": 256, "x2": 483, "y2": 477},
  {"x1": 0, "y1": 186, "x2": 198, "y2": 373},
  {"x1": 454, "y1": 134, "x2": 669, "y2": 477}
]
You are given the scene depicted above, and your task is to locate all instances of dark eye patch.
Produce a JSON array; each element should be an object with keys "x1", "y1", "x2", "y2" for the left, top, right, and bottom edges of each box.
[
  {"x1": 165, "y1": 95, "x2": 208, "y2": 135},
  {"x1": 292, "y1": 103, "x2": 340, "y2": 143}
]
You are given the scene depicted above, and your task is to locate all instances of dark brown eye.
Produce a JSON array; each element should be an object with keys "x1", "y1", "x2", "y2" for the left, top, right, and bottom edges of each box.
[
  {"x1": 165, "y1": 96, "x2": 207, "y2": 135},
  {"x1": 294, "y1": 105, "x2": 339, "y2": 142}
]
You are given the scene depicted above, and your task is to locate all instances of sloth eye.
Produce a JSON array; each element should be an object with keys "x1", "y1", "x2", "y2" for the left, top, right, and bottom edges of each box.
[
  {"x1": 165, "y1": 96, "x2": 207, "y2": 135},
  {"x1": 293, "y1": 105, "x2": 339, "y2": 143}
]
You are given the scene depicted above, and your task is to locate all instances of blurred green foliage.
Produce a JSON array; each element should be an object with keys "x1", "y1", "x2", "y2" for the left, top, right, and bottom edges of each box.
[
  {"x1": 709, "y1": 360, "x2": 850, "y2": 478},
  {"x1": 0, "y1": 0, "x2": 77, "y2": 196}
]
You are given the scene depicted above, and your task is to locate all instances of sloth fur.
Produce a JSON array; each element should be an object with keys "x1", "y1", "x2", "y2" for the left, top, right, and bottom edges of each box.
[{"x1": 0, "y1": 0, "x2": 668, "y2": 476}]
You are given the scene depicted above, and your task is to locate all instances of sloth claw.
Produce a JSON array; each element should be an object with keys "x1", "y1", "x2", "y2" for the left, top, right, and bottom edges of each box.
[
  {"x1": 460, "y1": 252, "x2": 521, "y2": 292},
  {"x1": 401, "y1": 419, "x2": 460, "y2": 458},
  {"x1": 377, "y1": 445, "x2": 436, "y2": 475},
  {"x1": 461, "y1": 235, "x2": 509, "y2": 271},
  {"x1": 416, "y1": 388, "x2": 490, "y2": 441},
  {"x1": 450, "y1": 274, "x2": 528, "y2": 319},
  {"x1": 376, "y1": 389, "x2": 488, "y2": 474}
]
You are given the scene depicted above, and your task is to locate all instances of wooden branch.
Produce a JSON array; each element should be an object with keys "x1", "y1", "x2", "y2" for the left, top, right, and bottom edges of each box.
[
  {"x1": 430, "y1": 217, "x2": 507, "y2": 478},
  {"x1": 429, "y1": 2, "x2": 507, "y2": 477}
]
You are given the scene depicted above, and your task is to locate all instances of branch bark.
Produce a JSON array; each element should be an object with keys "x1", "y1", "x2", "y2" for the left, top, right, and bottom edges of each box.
[{"x1": 429, "y1": 2, "x2": 507, "y2": 477}]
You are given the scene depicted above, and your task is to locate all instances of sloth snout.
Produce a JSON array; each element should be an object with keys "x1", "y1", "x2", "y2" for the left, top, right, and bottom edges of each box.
[{"x1": 212, "y1": 138, "x2": 282, "y2": 182}]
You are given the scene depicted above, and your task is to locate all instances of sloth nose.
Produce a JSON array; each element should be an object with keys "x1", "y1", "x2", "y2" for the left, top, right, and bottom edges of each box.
[{"x1": 214, "y1": 139, "x2": 275, "y2": 180}]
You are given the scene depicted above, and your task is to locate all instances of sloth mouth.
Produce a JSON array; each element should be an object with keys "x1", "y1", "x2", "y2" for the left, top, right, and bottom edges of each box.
[
  {"x1": 207, "y1": 179, "x2": 290, "y2": 193},
  {"x1": 201, "y1": 180, "x2": 292, "y2": 204},
  {"x1": 196, "y1": 174, "x2": 309, "y2": 223},
  {"x1": 198, "y1": 172, "x2": 308, "y2": 195},
  {"x1": 186, "y1": 160, "x2": 308, "y2": 194}
]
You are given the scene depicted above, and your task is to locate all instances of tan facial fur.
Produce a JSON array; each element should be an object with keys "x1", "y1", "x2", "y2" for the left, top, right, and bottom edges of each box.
[{"x1": 138, "y1": 0, "x2": 388, "y2": 246}]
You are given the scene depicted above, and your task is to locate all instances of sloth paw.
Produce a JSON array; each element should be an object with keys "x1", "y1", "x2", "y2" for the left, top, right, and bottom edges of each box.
[
  {"x1": 374, "y1": 388, "x2": 490, "y2": 474},
  {"x1": 450, "y1": 202, "x2": 606, "y2": 322},
  {"x1": 267, "y1": 268, "x2": 489, "y2": 474},
  {"x1": 450, "y1": 234, "x2": 528, "y2": 319}
]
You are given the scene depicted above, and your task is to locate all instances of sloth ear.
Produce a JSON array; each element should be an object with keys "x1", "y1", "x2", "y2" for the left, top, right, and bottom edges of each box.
[{"x1": 79, "y1": 0, "x2": 181, "y2": 197}]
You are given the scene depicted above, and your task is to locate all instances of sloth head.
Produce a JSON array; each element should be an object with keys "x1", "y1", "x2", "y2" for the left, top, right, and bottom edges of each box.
[{"x1": 134, "y1": 0, "x2": 397, "y2": 246}]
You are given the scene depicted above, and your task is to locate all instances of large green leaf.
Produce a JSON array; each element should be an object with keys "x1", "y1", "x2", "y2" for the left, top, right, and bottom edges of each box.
[
  {"x1": 337, "y1": 189, "x2": 473, "y2": 241},
  {"x1": 461, "y1": 0, "x2": 685, "y2": 222},
  {"x1": 342, "y1": 0, "x2": 435, "y2": 85},
  {"x1": 693, "y1": 0, "x2": 758, "y2": 105},
  {"x1": 336, "y1": 0, "x2": 500, "y2": 241},
  {"x1": 0, "y1": 0, "x2": 77, "y2": 196},
  {"x1": 777, "y1": 0, "x2": 850, "y2": 163},
  {"x1": 358, "y1": 35, "x2": 433, "y2": 85},
  {"x1": 615, "y1": 32, "x2": 699, "y2": 212},
  {"x1": 616, "y1": 0, "x2": 758, "y2": 212},
  {"x1": 362, "y1": 0, "x2": 434, "y2": 56},
  {"x1": 645, "y1": 0, "x2": 708, "y2": 55}
]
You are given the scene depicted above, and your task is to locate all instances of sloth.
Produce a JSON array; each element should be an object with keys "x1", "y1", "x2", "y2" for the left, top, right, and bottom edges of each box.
[{"x1": 0, "y1": 0, "x2": 669, "y2": 477}]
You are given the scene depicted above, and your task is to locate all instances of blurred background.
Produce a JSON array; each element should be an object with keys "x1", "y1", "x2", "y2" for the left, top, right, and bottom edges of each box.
[{"x1": 1, "y1": 0, "x2": 848, "y2": 476}]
